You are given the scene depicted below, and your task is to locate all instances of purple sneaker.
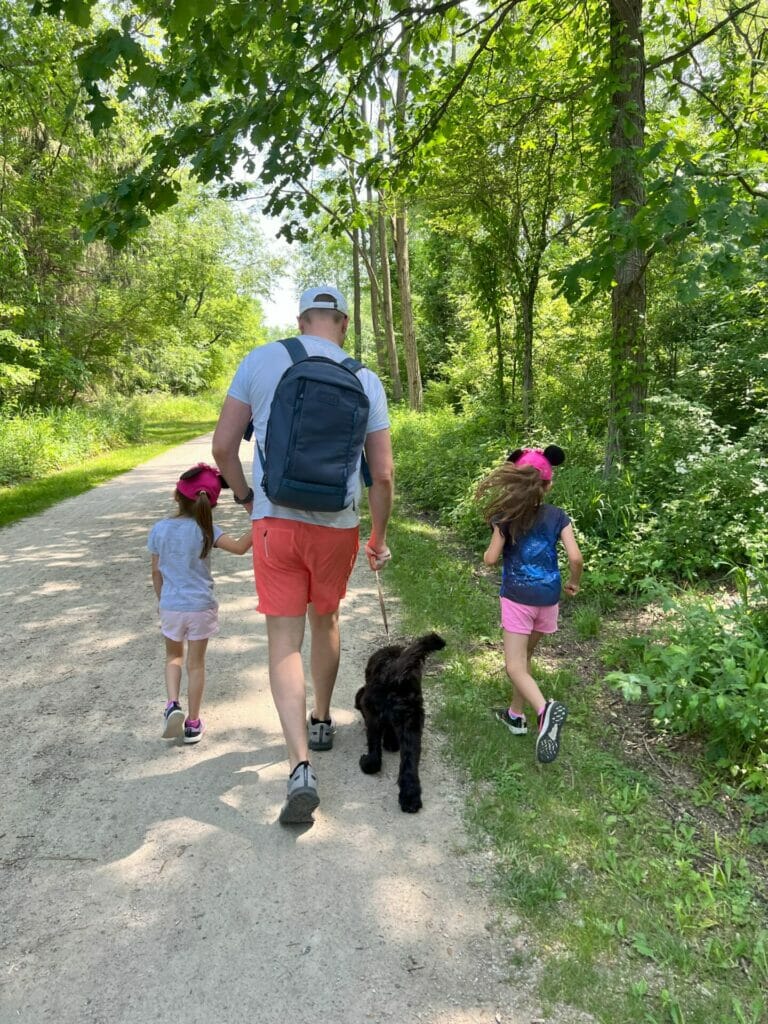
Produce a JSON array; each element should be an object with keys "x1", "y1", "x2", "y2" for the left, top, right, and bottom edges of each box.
[{"x1": 183, "y1": 718, "x2": 205, "y2": 744}]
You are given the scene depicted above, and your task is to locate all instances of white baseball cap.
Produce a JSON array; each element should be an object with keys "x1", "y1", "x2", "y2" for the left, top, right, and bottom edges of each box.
[{"x1": 298, "y1": 285, "x2": 349, "y2": 316}]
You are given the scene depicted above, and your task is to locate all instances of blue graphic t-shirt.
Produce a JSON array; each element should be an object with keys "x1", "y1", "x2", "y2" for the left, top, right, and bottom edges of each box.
[{"x1": 498, "y1": 504, "x2": 571, "y2": 607}]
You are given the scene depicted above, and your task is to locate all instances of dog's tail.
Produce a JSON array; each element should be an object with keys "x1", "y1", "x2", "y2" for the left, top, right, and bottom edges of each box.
[{"x1": 396, "y1": 632, "x2": 446, "y2": 676}]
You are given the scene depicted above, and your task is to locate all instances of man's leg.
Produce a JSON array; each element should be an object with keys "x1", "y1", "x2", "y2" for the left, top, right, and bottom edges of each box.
[
  {"x1": 266, "y1": 614, "x2": 308, "y2": 771},
  {"x1": 307, "y1": 605, "x2": 340, "y2": 721}
]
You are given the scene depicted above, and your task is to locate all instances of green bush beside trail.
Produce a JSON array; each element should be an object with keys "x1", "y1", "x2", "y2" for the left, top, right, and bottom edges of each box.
[{"x1": 0, "y1": 393, "x2": 221, "y2": 487}]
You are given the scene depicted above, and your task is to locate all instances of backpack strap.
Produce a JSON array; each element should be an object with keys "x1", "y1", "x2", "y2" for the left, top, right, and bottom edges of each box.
[
  {"x1": 279, "y1": 336, "x2": 306, "y2": 363},
  {"x1": 341, "y1": 355, "x2": 363, "y2": 374},
  {"x1": 245, "y1": 337, "x2": 304, "y2": 442},
  {"x1": 340, "y1": 355, "x2": 371, "y2": 485}
]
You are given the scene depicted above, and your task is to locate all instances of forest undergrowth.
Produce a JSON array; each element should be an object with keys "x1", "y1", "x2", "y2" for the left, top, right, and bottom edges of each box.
[{"x1": 381, "y1": 507, "x2": 768, "y2": 1024}]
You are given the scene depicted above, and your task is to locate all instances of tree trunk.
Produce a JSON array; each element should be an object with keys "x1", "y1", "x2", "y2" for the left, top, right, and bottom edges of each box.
[
  {"x1": 378, "y1": 199, "x2": 403, "y2": 402},
  {"x1": 366, "y1": 180, "x2": 387, "y2": 378},
  {"x1": 493, "y1": 304, "x2": 506, "y2": 417},
  {"x1": 391, "y1": 41, "x2": 421, "y2": 410},
  {"x1": 605, "y1": 0, "x2": 648, "y2": 473},
  {"x1": 352, "y1": 225, "x2": 362, "y2": 362},
  {"x1": 393, "y1": 203, "x2": 422, "y2": 410},
  {"x1": 520, "y1": 286, "x2": 535, "y2": 429}
]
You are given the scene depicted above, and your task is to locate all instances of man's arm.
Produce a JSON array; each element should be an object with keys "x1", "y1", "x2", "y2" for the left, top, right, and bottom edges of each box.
[
  {"x1": 212, "y1": 396, "x2": 253, "y2": 511},
  {"x1": 363, "y1": 427, "x2": 394, "y2": 570}
]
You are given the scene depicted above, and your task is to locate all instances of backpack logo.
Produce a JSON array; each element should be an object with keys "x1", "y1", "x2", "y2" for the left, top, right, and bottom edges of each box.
[{"x1": 258, "y1": 337, "x2": 370, "y2": 513}]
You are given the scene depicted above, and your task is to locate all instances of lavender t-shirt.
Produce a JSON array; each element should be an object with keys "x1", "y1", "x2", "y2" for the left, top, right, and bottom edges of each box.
[{"x1": 148, "y1": 517, "x2": 224, "y2": 611}]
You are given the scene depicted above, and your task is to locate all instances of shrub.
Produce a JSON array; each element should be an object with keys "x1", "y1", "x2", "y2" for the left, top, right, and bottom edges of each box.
[
  {"x1": 0, "y1": 398, "x2": 145, "y2": 485},
  {"x1": 605, "y1": 565, "x2": 768, "y2": 798}
]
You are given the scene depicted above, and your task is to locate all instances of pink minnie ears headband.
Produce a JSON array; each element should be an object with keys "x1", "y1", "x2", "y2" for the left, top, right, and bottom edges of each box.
[
  {"x1": 506, "y1": 445, "x2": 565, "y2": 482},
  {"x1": 176, "y1": 463, "x2": 228, "y2": 507}
]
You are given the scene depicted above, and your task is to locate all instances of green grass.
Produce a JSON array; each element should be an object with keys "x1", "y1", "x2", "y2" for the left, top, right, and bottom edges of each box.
[
  {"x1": 384, "y1": 509, "x2": 768, "y2": 1024},
  {"x1": 572, "y1": 603, "x2": 603, "y2": 639},
  {"x1": 0, "y1": 396, "x2": 220, "y2": 529}
]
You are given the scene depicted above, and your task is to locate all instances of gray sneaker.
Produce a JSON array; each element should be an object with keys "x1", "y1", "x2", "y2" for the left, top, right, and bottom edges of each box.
[
  {"x1": 279, "y1": 762, "x2": 320, "y2": 824},
  {"x1": 308, "y1": 715, "x2": 336, "y2": 751}
]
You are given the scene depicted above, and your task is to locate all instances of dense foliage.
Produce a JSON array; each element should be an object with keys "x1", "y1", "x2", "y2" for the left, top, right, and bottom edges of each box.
[{"x1": 0, "y1": 0, "x2": 277, "y2": 411}]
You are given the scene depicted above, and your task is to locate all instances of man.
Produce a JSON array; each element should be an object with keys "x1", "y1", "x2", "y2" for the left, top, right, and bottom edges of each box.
[{"x1": 212, "y1": 285, "x2": 394, "y2": 824}]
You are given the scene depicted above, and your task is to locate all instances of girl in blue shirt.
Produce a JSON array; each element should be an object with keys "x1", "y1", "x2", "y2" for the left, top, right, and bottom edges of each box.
[
  {"x1": 478, "y1": 446, "x2": 583, "y2": 763},
  {"x1": 148, "y1": 464, "x2": 252, "y2": 744}
]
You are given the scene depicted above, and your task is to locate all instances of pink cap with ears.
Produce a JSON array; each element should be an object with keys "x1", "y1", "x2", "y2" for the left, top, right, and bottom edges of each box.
[{"x1": 514, "y1": 449, "x2": 555, "y2": 481}]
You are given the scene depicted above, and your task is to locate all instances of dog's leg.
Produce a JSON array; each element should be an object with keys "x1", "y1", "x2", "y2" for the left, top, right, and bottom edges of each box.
[
  {"x1": 396, "y1": 710, "x2": 423, "y2": 813},
  {"x1": 382, "y1": 717, "x2": 400, "y2": 752},
  {"x1": 359, "y1": 705, "x2": 383, "y2": 775}
]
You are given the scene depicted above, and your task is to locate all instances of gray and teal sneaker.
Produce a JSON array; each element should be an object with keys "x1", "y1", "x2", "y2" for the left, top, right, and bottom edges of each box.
[
  {"x1": 279, "y1": 761, "x2": 320, "y2": 824},
  {"x1": 308, "y1": 715, "x2": 336, "y2": 751}
]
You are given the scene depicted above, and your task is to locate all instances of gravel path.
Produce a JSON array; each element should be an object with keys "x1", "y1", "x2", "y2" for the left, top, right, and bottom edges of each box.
[{"x1": 1, "y1": 434, "x2": 567, "y2": 1024}]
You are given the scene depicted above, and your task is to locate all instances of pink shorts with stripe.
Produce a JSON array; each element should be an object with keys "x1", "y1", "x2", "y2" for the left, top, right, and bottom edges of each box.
[{"x1": 500, "y1": 597, "x2": 559, "y2": 635}]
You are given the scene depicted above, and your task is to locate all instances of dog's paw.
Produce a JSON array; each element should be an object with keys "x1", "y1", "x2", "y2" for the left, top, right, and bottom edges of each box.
[
  {"x1": 399, "y1": 790, "x2": 422, "y2": 813},
  {"x1": 359, "y1": 753, "x2": 382, "y2": 775}
]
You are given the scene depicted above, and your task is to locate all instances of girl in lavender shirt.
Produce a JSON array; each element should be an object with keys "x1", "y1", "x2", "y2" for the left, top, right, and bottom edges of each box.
[{"x1": 148, "y1": 464, "x2": 252, "y2": 744}]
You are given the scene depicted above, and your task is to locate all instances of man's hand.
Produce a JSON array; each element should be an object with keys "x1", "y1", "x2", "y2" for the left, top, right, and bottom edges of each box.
[{"x1": 364, "y1": 539, "x2": 391, "y2": 571}]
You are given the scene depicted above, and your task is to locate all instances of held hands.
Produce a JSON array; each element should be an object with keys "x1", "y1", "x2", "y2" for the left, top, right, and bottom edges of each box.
[{"x1": 365, "y1": 538, "x2": 392, "y2": 571}]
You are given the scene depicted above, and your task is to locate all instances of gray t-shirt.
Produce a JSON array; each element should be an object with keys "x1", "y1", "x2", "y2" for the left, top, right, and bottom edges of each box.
[
  {"x1": 147, "y1": 517, "x2": 224, "y2": 611},
  {"x1": 227, "y1": 334, "x2": 390, "y2": 528}
]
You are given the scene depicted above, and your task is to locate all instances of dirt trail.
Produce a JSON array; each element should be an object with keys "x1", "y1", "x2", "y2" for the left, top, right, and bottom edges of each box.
[{"x1": 1, "y1": 435, "x2": 568, "y2": 1024}]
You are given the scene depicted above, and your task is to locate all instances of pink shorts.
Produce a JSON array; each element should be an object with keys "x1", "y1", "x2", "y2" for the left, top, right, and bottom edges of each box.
[
  {"x1": 500, "y1": 597, "x2": 559, "y2": 635},
  {"x1": 252, "y1": 518, "x2": 360, "y2": 616},
  {"x1": 160, "y1": 608, "x2": 219, "y2": 642}
]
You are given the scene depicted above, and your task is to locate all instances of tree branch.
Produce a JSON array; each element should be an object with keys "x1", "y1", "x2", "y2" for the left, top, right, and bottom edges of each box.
[{"x1": 647, "y1": 0, "x2": 761, "y2": 72}]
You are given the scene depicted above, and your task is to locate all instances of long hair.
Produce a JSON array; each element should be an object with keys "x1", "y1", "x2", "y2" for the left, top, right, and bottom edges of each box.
[
  {"x1": 175, "y1": 490, "x2": 214, "y2": 558},
  {"x1": 476, "y1": 462, "x2": 547, "y2": 542}
]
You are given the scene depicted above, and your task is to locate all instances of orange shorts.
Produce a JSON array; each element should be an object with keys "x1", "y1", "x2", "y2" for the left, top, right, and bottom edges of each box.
[{"x1": 252, "y1": 518, "x2": 360, "y2": 616}]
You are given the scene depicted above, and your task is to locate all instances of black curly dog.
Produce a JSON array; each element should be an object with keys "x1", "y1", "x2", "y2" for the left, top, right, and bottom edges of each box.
[{"x1": 354, "y1": 632, "x2": 446, "y2": 813}]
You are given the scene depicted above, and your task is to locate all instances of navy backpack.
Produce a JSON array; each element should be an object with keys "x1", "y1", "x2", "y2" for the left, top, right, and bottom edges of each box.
[{"x1": 254, "y1": 337, "x2": 371, "y2": 513}]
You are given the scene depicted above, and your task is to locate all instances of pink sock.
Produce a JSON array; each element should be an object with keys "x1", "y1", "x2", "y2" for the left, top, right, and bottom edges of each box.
[{"x1": 507, "y1": 707, "x2": 523, "y2": 720}]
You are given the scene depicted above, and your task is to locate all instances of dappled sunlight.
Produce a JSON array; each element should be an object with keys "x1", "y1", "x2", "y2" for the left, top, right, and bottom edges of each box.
[
  {"x1": 2, "y1": 439, "x2": 531, "y2": 1024},
  {"x1": 398, "y1": 518, "x2": 441, "y2": 539}
]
